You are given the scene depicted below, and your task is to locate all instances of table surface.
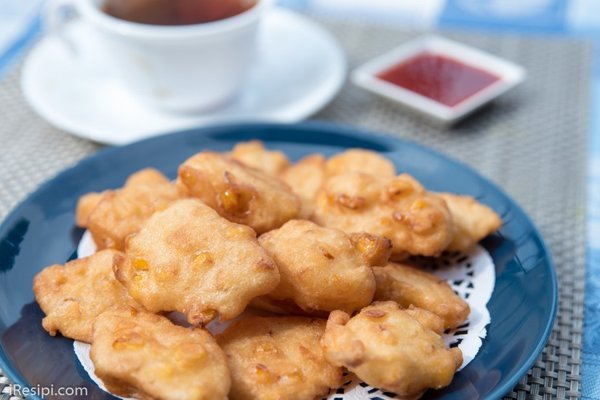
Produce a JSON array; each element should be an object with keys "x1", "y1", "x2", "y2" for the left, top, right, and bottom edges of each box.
[{"x1": 1, "y1": 0, "x2": 600, "y2": 399}]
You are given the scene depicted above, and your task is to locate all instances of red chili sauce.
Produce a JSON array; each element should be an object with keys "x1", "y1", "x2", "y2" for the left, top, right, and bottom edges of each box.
[{"x1": 376, "y1": 52, "x2": 501, "y2": 107}]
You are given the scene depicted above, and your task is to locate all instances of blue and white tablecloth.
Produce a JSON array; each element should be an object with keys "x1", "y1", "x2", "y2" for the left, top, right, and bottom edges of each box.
[{"x1": 1, "y1": 0, "x2": 600, "y2": 397}]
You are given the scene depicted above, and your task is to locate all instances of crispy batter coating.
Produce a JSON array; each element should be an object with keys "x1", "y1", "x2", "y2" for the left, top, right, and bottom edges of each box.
[
  {"x1": 373, "y1": 263, "x2": 469, "y2": 329},
  {"x1": 321, "y1": 302, "x2": 462, "y2": 399},
  {"x1": 312, "y1": 172, "x2": 453, "y2": 258},
  {"x1": 33, "y1": 249, "x2": 139, "y2": 343},
  {"x1": 75, "y1": 192, "x2": 104, "y2": 228},
  {"x1": 178, "y1": 152, "x2": 301, "y2": 234},
  {"x1": 438, "y1": 193, "x2": 502, "y2": 252},
  {"x1": 91, "y1": 310, "x2": 230, "y2": 400},
  {"x1": 257, "y1": 220, "x2": 390, "y2": 314},
  {"x1": 218, "y1": 316, "x2": 342, "y2": 400},
  {"x1": 280, "y1": 149, "x2": 396, "y2": 219},
  {"x1": 280, "y1": 154, "x2": 326, "y2": 219},
  {"x1": 114, "y1": 199, "x2": 280, "y2": 325},
  {"x1": 86, "y1": 168, "x2": 183, "y2": 250},
  {"x1": 228, "y1": 141, "x2": 290, "y2": 176},
  {"x1": 325, "y1": 149, "x2": 396, "y2": 178}
]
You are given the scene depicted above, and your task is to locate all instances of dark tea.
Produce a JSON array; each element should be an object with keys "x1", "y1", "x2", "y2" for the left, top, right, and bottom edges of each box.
[{"x1": 102, "y1": 0, "x2": 257, "y2": 26}]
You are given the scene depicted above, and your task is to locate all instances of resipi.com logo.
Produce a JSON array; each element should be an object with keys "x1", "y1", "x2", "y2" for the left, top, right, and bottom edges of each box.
[{"x1": 12, "y1": 384, "x2": 88, "y2": 398}]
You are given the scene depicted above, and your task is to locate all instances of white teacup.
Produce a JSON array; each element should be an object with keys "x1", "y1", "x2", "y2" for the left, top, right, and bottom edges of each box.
[{"x1": 46, "y1": 0, "x2": 273, "y2": 113}]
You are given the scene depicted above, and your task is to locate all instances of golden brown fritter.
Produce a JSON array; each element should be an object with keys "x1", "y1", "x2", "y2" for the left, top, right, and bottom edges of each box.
[
  {"x1": 321, "y1": 302, "x2": 462, "y2": 400},
  {"x1": 114, "y1": 199, "x2": 280, "y2": 325},
  {"x1": 178, "y1": 152, "x2": 301, "y2": 234},
  {"x1": 91, "y1": 310, "x2": 230, "y2": 400},
  {"x1": 33, "y1": 249, "x2": 139, "y2": 343},
  {"x1": 218, "y1": 316, "x2": 342, "y2": 400},
  {"x1": 228, "y1": 140, "x2": 290, "y2": 176},
  {"x1": 438, "y1": 193, "x2": 502, "y2": 252},
  {"x1": 280, "y1": 154, "x2": 326, "y2": 219},
  {"x1": 312, "y1": 172, "x2": 454, "y2": 258},
  {"x1": 85, "y1": 168, "x2": 183, "y2": 250},
  {"x1": 373, "y1": 263, "x2": 469, "y2": 329},
  {"x1": 256, "y1": 220, "x2": 390, "y2": 314},
  {"x1": 280, "y1": 149, "x2": 396, "y2": 219},
  {"x1": 75, "y1": 192, "x2": 104, "y2": 228},
  {"x1": 325, "y1": 149, "x2": 396, "y2": 178}
]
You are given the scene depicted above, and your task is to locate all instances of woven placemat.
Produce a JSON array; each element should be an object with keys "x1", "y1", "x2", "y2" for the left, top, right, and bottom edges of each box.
[
  {"x1": 314, "y1": 21, "x2": 589, "y2": 400},
  {"x1": 0, "y1": 18, "x2": 589, "y2": 400}
]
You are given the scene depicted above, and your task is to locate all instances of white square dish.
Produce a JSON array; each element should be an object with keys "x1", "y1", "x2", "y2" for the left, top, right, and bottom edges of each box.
[{"x1": 351, "y1": 35, "x2": 526, "y2": 125}]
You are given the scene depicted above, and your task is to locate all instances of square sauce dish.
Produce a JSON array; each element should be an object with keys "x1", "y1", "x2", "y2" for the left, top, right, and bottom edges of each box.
[{"x1": 352, "y1": 35, "x2": 526, "y2": 125}]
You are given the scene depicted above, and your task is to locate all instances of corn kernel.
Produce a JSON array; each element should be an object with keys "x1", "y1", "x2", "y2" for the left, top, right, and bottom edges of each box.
[
  {"x1": 192, "y1": 251, "x2": 213, "y2": 268},
  {"x1": 226, "y1": 225, "x2": 249, "y2": 238},
  {"x1": 112, "y1": 332, "x2": 145, "y2": 350},
  {"x1": 412, "y1": 199, "x2": 428, "y2": 210},
  {"x1": 355, "y1": 237, "x2": 375, "y2": 255},
  {"x1": 220, "y1": 190, "x2": 239, "y2": 211},
  {"x1": 180, "y1": 168, "x2": 196, "y2": 186},
  {"x1": 255, "y1": 364, "x2": 275, "y2": 383},
  {"x1": 132, "y1": 257, "x2": 149, "y2": 271}
]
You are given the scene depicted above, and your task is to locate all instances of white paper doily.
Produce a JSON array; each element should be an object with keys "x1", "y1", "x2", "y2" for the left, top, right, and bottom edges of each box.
[{"x1": 74, "y1": 231, "x2": 495, "y2": 400}]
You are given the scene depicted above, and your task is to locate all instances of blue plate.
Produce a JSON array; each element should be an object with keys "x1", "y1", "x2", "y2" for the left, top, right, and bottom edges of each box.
[{"x1": 0, "y1": 122, "x2": 557, "y2": 400}]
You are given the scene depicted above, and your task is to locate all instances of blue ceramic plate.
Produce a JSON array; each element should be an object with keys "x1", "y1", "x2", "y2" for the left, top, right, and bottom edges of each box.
[{"x1": 0, "y1": 122, "x2": 556, "y2": 400}]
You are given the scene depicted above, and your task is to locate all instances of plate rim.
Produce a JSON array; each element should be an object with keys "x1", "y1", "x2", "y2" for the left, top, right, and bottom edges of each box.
[
  {"x1": 20, "y1": 8, "x2": 347, "y2": 145},
  {"x1": 0, "y1": 121, "x2": 558, "y2": 400}
]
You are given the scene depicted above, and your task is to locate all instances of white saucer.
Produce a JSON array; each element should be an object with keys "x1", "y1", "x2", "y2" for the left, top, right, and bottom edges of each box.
[{"x1": 21, "y1": 8, "x2": 346, "y2": 145}]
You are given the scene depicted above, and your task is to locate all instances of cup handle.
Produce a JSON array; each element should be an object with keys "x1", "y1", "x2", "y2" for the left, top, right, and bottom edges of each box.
[{"x1": 44, "y1": 0, "x2": 79, "y2": 56}]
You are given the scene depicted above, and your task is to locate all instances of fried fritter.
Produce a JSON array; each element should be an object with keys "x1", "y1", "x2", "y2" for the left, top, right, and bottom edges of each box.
[
  {"x1": 114, "y1": 199, "x2": 280, "y2": 325},
  {"x1": 373, "y1": 263, "x2": 469, "y2": 329},
  {"x1": 85, "y1": 168, "x2": 183, "y2": 250},
  {"x1": 280, "y1": 149, "x2": 396, "y2": 219},
  {"x1": 321, "y1": 302, "x2": 462, "y2": 399},
  {"x1": 91, "y1": 310, "x2": 230, "y2": 400},
  {"x1": 438, "y1": 193, "x2": 502, "y2": 252},
  {"x1": 229, "y1": 140, "x2": 290, "y2": 176},
  {"x1": 280, "y1": 154, "x2": 326, "y2": 219},
  {"x1": 178, "y1": 152, "x2": 301, "y2": 234},
  {"x1": 75, "y1": 192, "x2": 104, "y2": 228},
  {"x1": 33, "y1": 249, "x2": 139, "y2": 343},
  {"x1": 312, "y1": 172, "x2": 454, "y2": 258},
  {"x1": 256, "y1": 220, "x2": 390, "y2": 314},
  {"x1": 218, "y1": 316, "x2": 342, "y2": 400},
  {"x1": 325, "y1": 149, "x2": 396, "y2": 178}
]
